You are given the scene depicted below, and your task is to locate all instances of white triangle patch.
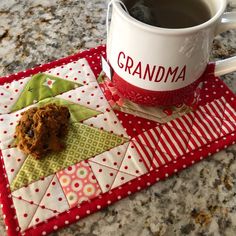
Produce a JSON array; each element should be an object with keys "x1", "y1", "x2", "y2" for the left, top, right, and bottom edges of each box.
[
  {"x1": 88, "y1": 161, "x2": 118, "y2": 193},
  {"x1": 89, "y1": 142, "x2": 129, "y2": 170},
  {"x1": 28, "y1": 206, "x2": 57, "y2": 229},
  {"x1": 83, "y1": 111, "x2": 128, "y2": 137},
  {"x1": 47, "y1": 58, "x2": 96, "y2": 84},
  {"x1": 2, "y1": 148, "x2": 27, "y2": 184},
  {"x1": 12, "y1": 197, "x2": 38, "y2": 232},
  {"x1": 12, "y1": 175, "x2": 54, "y2": 205},
  {"x1": 57, "y1": 84, "x2": 110, "y2": 113},
  {"x1": 111, "y1": 172, "x2": 136, "y2": 190},
  {"x1": 39, "y1": 175, "x2": 69, "y2": 213},
  {"x1": 119, "y1": 142, "x2": 148, "y2": 176}
]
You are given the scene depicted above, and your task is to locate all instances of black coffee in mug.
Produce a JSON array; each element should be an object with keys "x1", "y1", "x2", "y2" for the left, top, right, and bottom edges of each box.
[{"x1": 124, "y1": 0, "x2": 212, "y2": 28}]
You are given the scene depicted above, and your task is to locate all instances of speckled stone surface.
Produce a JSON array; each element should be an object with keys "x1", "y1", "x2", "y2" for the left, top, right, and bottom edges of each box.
[{"x1": 1, "y1": 1, "x2": 236, "y2": 236}]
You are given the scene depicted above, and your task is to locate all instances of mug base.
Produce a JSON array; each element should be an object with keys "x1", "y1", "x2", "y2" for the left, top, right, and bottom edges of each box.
[{"x1": 112, "y1": 64, "x2": 215, "y2": 106}]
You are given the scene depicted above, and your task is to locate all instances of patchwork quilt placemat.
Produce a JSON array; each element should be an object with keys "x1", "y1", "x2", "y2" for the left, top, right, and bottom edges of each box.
[{"x1": 0, "y1": 45, "x2": 236, "y2": 236}]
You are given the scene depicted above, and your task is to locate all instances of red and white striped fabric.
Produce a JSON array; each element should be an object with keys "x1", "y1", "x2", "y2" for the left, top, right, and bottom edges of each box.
[
  {"x1": 133, "y1": 97, "x2": 236, "y2": 170},
  {"x1": 131, "y1": 140, "x2": 156, "y2": 170}
]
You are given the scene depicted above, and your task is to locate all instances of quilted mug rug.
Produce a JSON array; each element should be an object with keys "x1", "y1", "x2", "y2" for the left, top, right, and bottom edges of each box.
[{"x1": 0, "y1": 45, "x2": 236, "y2": 236}]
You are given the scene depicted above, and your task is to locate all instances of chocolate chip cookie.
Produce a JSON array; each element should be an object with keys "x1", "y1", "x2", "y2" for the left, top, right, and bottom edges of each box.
[{"x1": 15, "y1": 103, "x2": 70, "y2": 159}]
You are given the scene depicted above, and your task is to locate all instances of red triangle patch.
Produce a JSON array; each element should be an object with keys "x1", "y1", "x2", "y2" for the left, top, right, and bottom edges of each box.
[{"x1": 115, "y1": 110, "x2": 159, "y2": 138}]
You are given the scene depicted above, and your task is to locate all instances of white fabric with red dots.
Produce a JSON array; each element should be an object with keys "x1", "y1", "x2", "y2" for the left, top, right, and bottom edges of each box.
[
  {"x1": 82, "y1": 111, "x2": 129, "y2": 138},
  {"x1": 2, "y1": 148, "x2": 27, "y2": 184},
  {"x1": 46, "y1": 58, "x2": 95, "y2": 86},
  {"x1": 0, "y1": 45, "x2": 235, "y2": 236},
  {"x1": 57, "y1": 83, "x2": 111, "y2": 113},
  {"x1": 0, "y1": 77, "x2": 31, "y2": 115},
  {"x1": 28, "y1": 175, "x2": 69, "y2": 229}
]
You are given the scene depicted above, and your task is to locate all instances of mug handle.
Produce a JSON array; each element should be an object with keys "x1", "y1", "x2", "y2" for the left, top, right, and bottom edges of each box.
[
  {"x1": 214, "y1": 12, "x2": 236, "y2": 76},
  {"x1": 106, "y1": 0, "x2": 128, "y2": 38}
]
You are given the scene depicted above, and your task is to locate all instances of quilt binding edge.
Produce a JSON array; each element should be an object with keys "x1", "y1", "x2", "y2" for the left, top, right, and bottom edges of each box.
[{"x1": 0, "y1": 44, "x2": 236, "y2": 236}]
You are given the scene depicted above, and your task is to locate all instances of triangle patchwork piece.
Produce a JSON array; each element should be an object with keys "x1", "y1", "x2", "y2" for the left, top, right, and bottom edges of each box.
[
  {"x1": 111, "y1": 172, "x2": 136, "y2": 190},
  {"x1": 12, "y1": 197, "x2": 38, "y2": 232},
  {"x1": 11, "y1": 73, "x2": 82, "y2": 112},
  {"x1": 89, "y1": 142, "x2": 129, "y2": 171},
  {"x1": 168, "y1": 111, "x2": 195, "y2": 134},
  {"x1": 27, "y1": 175, "x2": 69, "y2": 229},
  {"x1": 38, "y1": 97, "x2": 101, "y2": 123},
  {"x1": 114, "y1": 110, "x2": 159, "y2": 138},
  {"x1": 119, "y1": 142, "x2": 148, "y2": 176},
  {"x1": 28, "y1": 206, "x2": 57, "y2": 229},
  {"x1": 83, "y1": 111, "x2": 128, "y2": 138},
  {"x1": 88, "y1": 161, "x2": 118, "y2": 193},
  {"x1": 0, "y1": 76, "x2": 31, "y2": 114},
  {"x1": 2, "y1": 148, "x2": 27, "y2": 184},
  {"x1": 58, "y1": 84, "x2": 111, "y2": 113},
  {"x1": 47, "y1": 58, "x2": 97, "y2": 84},
  {"x1": 39, "y1": 175, "x2": 69, "y2": 213},
  {"x1": 10, "y1": 123, "x2": 128, "y2": 191},
  {"x1": 12, "y1": 175, "x2": 54, "y2": 205},
  {"x1": 0, "y1": 109, "x2": 25, "y2": 150}
]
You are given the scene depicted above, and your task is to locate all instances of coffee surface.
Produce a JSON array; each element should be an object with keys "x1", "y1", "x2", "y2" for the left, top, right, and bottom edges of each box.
[{"x1": 125, "y1": 0, "x2": 212, "y2": 28}]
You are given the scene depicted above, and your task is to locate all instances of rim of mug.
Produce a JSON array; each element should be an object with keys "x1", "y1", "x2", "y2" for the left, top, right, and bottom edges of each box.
[{"x1": 113, "y1": 0, "x2": 227, "y2": 34}]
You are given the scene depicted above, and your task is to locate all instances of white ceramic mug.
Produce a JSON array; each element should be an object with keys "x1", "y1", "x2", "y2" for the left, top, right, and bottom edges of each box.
[{"x1": 106, "y1": 0, "x2": 236, "y2": 106}]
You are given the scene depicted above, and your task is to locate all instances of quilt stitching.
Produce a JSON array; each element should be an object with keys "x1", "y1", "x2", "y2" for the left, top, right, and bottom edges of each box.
[
  {"x1": 88, "y1": 159, "x2": 138, "y2": 178},
  {"x1": 114, "y1": 110, "x2": 159, "y2": 138},
  {"x1": 0, "y1": 45, "x2": 236, "y2": 236},
  {"x1": 0, "y1": 66, "x2": 127, "y2": 191},
  {"x1": 10, "y1": 122, "x2": 127, "y2": 191},
  {"x1": 88, "y1": 142, "x2": 131, "y2": 193},
  {"x1": 6, "y1": 91, "x2": 235, "y2": 231},
  {"x1": 11, "y1": 73, "x2": 82, "y2": 112},
  {"x1": 12, "y1": 175, "x2": 55, "y2": 232},
  {"x1": 0, "y1": 77, "x2": 32, "y2": 115},
  {"x1": 0, "y1": 57, "x2": 131, "y2": 230},
  {"x1": 0, "y1": 57, "x2": 97, "y2": 115},
  {"x1": 131, "y1": 139, "x2": 156, "y2": 170},
  {"x1": 118, "y1": 141, "x2": 149, "y2": 177},
  {"x1": 133, "y1": 97, "x2": 236, "y2": 171},
  {"x1": 87, "y1": 140, "x2": 149, "y2": 192},
  {"x1": 23, "y1": 177, "x2": 56, "y2": 231},
  {"x1": 26, "y1": 175, "x2": 69, "y2": 230},
  {"x1": 12, "y1": 196, "x2": 59, "y2": 214},
  {"x1": 57, "y1": 161, "x2": 102, "y2": 208}
]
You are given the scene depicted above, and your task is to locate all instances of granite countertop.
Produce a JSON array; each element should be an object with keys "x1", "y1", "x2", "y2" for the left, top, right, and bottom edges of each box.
[{"x1": 1, "y1": 0, "x2": 236, "y2": 235}]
